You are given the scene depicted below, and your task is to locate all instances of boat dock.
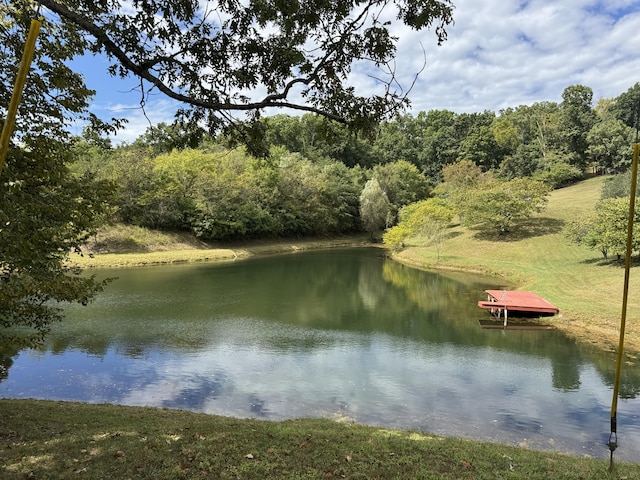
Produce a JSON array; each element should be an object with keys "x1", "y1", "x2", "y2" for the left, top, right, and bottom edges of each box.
[{"x1": 477, "y1": 290, "x2": 559, "y2": 327}]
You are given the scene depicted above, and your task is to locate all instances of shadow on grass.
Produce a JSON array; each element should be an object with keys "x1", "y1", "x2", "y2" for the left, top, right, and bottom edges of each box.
[
  {"x1": 91, "y1": 238, "x2": 152, "y2": 254},
  {"x1": 471, "y1": 217, "x2": 565, "y2": 242},
  {"x1": 580, "y1": 256, "x2": 640, "y2": 268}
]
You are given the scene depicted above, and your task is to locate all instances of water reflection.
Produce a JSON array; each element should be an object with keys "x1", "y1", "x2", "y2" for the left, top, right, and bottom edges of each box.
[{"x1": 1, "y1": 248, "x2": 639, "y2": 461}]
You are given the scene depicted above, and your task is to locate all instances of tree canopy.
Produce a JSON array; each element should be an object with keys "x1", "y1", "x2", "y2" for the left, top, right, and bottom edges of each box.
[{"x1": 36, "y1": 0, "x2": 454, "y2": 141}]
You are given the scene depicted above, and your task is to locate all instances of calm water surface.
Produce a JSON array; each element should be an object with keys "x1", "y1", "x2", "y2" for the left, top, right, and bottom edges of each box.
[{"x1": 1, "y1": 248, "x2": 639, "y2": 461}]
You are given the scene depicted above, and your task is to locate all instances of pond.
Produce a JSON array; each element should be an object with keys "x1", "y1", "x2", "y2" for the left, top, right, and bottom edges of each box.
[{"x1": 1, "y1": 247, "x2": 639, "y2": 461}]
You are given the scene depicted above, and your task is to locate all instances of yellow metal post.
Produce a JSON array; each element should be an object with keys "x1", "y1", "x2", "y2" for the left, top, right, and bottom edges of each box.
[
  {"x1": 608, "y1": 143, "x2": 640, "y2": 468},
  {"x1": 0, "y1": 16, "x2": 42, "y2": 174}
]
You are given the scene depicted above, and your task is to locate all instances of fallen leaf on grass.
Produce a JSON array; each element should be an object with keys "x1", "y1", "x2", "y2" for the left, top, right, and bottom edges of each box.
[
  {"x1": 460, "y1": 460, "x2": 473, "y2": 470},
  {"x1": 113, "y1": 450, "x2": 126, "y2": 458},
  {"x1": 245, "y1": 453, "x2": 254, "y2": 459},
  {"x1": 345, "y1": 455, "x2": 352, "y2": 462}
]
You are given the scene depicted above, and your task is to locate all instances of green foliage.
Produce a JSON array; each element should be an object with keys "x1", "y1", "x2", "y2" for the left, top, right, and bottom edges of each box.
[
  {"x1": 609, "y1": 82, "x2": 640, "y2": 135},
  {"x1": 371, "y1": 110, "x2": 497, "y2": 184},
  {"x1": 0, "y1": 3, "x2": 118, "y2": 344},
  {"x1": 261, "y1": 114, "x2": 374, "y2": 167},
  {"x1": 359, "y1": 178, "x2": 390, "y2": 236},
  {"x1": 383, "y1": 198, "x2": 454, "y2": 254},
  {"x1": 490, "y1": 116, "x2": 520, "y2": 156},
  {"x1": 38, "y1": 0, "x2": 454, "y2": 150},
  {"x1": 586, "y1": 118, "x2": 634, "y2": 173},
  {"x1": 94, "y1": 144, "x2": 365, "y2": 241},
  {"x1": 434, "y1": 159, "x2": 490, "y2": 223},
  {"x1": 0, "y1": 142, "x2": 114, "y2": 346},
  {"x1": 533, "y1": 155, "x2": 583, "y2": 188},
  {"x1": 601, "y1": 170, "x2": 640, "y2": 200},
  {"x1": 372, "y1": 160, "x2": 431, "y2": 223},
  {"x1": 495, "y1": 101, "x2": 571, "y2": 180},
  {"x1": 498, "y1": 143, "x2": 542, "y2": 179},
  {"x1": 460, "y1": 177, "x2": 550, "y2": 234},
  {"x1": 565, "y1": 197, "x2": 637, "y2": 260},
  {"x1": 133, "y1": 122, "x2": 207, "y2": 156},
  {"x1": 457, "y1": 124, "x2": 502, "y2": 170},
  {"x1": 560, "y1": 85, "x2": 598, "y2": 169}
]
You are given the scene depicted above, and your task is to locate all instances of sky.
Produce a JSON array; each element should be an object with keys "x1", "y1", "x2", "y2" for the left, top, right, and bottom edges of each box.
[{"x1": 66, "y1": 0, "x2": 640, "y2": 144}]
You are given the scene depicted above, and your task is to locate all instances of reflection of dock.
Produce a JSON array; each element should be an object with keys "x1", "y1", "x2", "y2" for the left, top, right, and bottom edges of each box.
[
  {"x1": 477, "y1": 290, "x2": 559, "y2": 328},
  {"x1": 479, "y1": 319, "x2": 557, "y2": 330}
]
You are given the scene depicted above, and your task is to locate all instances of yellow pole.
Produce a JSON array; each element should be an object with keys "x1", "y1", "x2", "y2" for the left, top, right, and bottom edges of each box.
[
  {"x1": 608, "y1": 142, "x2": 640, "y2": 468},
  {"x1": 0, "y1": 16, "x2": 42, "y2": 174}
]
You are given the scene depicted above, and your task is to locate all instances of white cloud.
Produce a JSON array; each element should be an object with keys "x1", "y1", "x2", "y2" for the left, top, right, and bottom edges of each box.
[
  {"x1": 393, "y1": 0, "x2": 640, "y2": 114},
  {"x1": 72, "y1": 0, "x2": 640, "y2": 142}
]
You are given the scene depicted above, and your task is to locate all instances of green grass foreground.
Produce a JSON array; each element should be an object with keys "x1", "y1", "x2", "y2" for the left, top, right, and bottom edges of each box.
[{"x1": 0, "y1": 399, "x2": 637, "y2": 480}]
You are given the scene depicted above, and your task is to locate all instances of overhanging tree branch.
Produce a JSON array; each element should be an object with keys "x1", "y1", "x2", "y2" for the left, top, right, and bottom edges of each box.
[{"x1": 37, "y1": 0, "x2": 453, "y2": 130}]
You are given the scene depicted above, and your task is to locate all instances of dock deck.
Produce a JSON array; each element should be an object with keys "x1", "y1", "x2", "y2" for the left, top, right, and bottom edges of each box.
[{"x1": 477, "y1": 290, "x2": 559, "y2": 327}]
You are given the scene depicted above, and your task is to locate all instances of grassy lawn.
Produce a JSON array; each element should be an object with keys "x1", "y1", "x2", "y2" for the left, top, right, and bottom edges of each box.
[
  {"x1": 395, "y1": 176, "x2": 640, "y2": 354},
  {"x1": 1, "y1": 399, "x2": 638, "y2": 480}
]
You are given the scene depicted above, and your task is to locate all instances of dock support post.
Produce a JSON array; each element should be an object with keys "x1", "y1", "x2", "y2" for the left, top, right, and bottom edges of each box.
[{"x1": 503, "y1": 308, "x2": 508, "y2": 327}]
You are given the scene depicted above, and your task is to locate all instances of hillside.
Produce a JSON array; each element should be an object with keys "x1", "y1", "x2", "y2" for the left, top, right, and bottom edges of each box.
[{"x1": 395, "y1": 176, "x2": 640, "y2": 354}]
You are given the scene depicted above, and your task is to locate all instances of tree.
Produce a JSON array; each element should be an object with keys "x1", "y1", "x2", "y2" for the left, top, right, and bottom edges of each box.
[
  {"x1": 560, "y1": 85, "x2": 598, "y2": 170},
  {"x1": 565, "y1": 198, "x2": 637, "y2": 260},
  {"x1": 533, "y1": 153, "x2": 583, "y2": 189},
  {"x1": 383, "y1": 198, "x2": 454, "y2": 255},
  {"x1": 457, "y1": 124, "x2": 502, "y2": 170},
  {"x1": 133, "y1": 122, "x2": 206, "y2": 157},
  {"x1": 37, "y1": 0, "x2": 454, "y2": 149},
  {"x1": 0, "y1": 141, "x2": 114, "y2": 346},
  {"x1": 601, "y1": 170, "x2": 640, "y2": 201},
  {"x1": 371, "y1": 113, "x2": 427, "y2": 167},
  {"x1": 495, "y1": 102, "x2": 567, "y2": 179},
  {"x1": 461, "y1": 177, "x2": 550, "y2": 234},
  {"x1": 609, "y1": 82, "x2": 640, "y2": 138},
  {"x1": 433, "y1": 159, "x2": 487, "y2": 222},
  {"x1": 1, "y1": 3, "x2": 117, "y2": 345},
  {"x1": 586, "y1": 118, "x2": 634, "y2": 173},
  {"x1": 359, "y1": 178, "x2": 390, "y2": 238},
  {"x1": 419, "y1": 109, "x2": 460, "y2": 182},
  {"x1": 371, "y1": 160, "x2": 431, "y2": 224},
  {"x1": 260, "y1": 114, "x2": 374, "y2": 166}
]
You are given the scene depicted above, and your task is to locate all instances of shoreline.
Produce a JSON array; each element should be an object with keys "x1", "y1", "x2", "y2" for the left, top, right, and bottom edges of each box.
[
  {"x1": 70, "y1": 236, "x2": 374, "y2": 269},
  {"x1": 389, "y1": 249, "x2": 639, "y2": 356},
  {"x1": 70, "y1": 237, "x2": 639, "y2": 355}
]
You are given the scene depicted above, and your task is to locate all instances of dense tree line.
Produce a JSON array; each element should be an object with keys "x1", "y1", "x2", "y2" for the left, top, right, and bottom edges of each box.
[
  {"x1": 71, "y1": 134, "x2": 432, "y2": 241},
  {"x1": 70, "y1": 82, "x2": 640, "y2": 249},
  {"x1": 259, "y1": 83, "x2": 640, "y2": 185}
]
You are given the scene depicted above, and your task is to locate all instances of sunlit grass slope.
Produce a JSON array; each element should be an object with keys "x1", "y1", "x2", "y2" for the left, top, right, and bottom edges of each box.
[{"x1": 396, "y1": 176, "x2": 640, "y2": 353}]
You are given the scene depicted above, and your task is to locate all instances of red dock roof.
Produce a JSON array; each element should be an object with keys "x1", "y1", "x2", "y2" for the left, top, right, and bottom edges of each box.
[{"x1": 478, "y1": 290, "x2": 559, "y2": 314}]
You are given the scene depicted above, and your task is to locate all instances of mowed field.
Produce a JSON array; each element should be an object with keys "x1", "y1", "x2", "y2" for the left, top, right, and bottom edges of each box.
[{"x1": 396, "y1": 176, "x2": 640, "y2": 354}]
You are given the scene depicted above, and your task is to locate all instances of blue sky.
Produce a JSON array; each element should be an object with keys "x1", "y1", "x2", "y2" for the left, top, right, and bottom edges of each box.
[{"x1": 66, "y1": 0, "x2": 640, "y2": 143}]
